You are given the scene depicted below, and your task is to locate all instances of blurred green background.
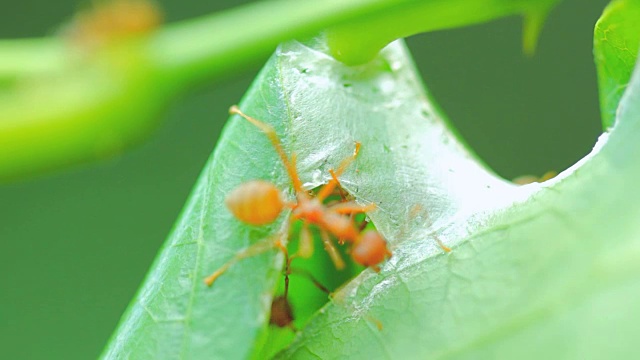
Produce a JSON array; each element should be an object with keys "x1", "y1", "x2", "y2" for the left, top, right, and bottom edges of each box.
[{"x1": 0, "y1": 0, "x2": 609, "y2": 358}]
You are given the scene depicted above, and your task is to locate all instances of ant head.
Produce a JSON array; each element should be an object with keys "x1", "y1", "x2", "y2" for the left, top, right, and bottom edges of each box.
[
  {"x1": 351, "y1": 230, "x2": 391, "y2": 270},
  {"x1": 225, "y1": 180, "x2": 284, "y2": 225}
]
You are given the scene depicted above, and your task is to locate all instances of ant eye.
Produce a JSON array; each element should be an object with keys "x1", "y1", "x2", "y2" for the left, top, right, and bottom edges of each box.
[{"x1": 225, "y1": 180, "x2": 283, "y2": 225}]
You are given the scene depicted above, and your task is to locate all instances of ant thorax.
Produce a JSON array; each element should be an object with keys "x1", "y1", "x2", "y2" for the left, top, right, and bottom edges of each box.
[
  {"x1": 292, "y1": 196, "x2": 326, "y2": 224},
  {"x1": 320, "y1": 212, "x2": 358, "y2": 242}
]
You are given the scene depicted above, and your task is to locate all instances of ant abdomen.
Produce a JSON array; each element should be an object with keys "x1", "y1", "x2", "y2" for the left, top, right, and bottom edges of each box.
[
  {"x1": 225, "y1": 180, "x2": 284, "y2": 225},
  {"x1": 269, "y1": 295, "x2": 295, "y2": 329}
]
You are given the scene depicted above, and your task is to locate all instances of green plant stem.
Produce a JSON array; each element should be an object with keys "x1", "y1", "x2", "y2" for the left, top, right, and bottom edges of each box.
[
  {"x1": 147, "y1": 0, "x2": 395, "y2": 86},
  {"x1": 0, "y1": 39, "x2": 66, "y2": 79},
  {"x1": 326, "y1": 0, "x2": 560, "y2": 65},
  {"x1": 150, "y1": 0, "x2": 560, "y2": 84},
  {"x1": 0, "y1": 0, "x2": 562, "y2": 181}
]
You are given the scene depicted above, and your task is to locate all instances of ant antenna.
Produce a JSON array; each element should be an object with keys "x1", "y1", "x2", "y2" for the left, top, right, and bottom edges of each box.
[
  {"x1": 229, "y1": 106, "x2": 303, "y2": 192},
  {"x1": 317, "y1": 142, "x2": 360, "y2": 202}
]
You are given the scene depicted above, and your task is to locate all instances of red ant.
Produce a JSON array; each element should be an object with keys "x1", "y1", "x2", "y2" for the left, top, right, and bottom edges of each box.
[
  {"x1": 512, "y1": 170, "x2": 557, "y2": 185},
  {"x1": 204, "y1": 106, "x2": 391, "y2": 287},
  {"x1": 63, "y1": 0, "x2": 162, "y2": 50}
]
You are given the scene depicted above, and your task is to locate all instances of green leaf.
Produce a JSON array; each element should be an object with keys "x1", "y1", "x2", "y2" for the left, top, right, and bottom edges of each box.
[
  {"x1": 0, "y1": 40, "x2": 168, "y2": 180},
  {"x1": 326, "y1": 0, "x2": 560, "y2": 65},
  {"x1": 280, "y1": 19, "x2": 640, "y2": 360},
  {"x1": 104, "y1": 3, "x2": 640, "y2": 359},
  {"x1": 594, "y1": 0, "x2": 640, "y2": 129},
  {"x1": 100, "y1": 42, "x2": 361, "y2": 359},
  {"x1": 99, "y1": 52, "x2": 291, "y2": 359}
]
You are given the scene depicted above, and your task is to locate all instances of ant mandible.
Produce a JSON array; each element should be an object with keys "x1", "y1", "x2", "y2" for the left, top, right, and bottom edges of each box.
[{"x1": 204, "y1": 106, "x2": 392, "y2": 287}]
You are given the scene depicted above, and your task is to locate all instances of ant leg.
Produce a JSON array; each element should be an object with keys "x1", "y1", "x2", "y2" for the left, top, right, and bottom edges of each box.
[
  {"x1": 229, "y1": 106, "x2": 303, "y2": 193},
  {"x1": 273, "y1": 240, "x2": 293, "y2": 300},
  {"x1": 270, "y1": 268, "x2": 331, "y2": 333},
  {"x1": 433, "y1": 234, "x2": 452, "y2": 253},
  {"x1": 328, "y1": 201, "x2": 376, "y2": 242},
  {"x1": 204, "y1": 237, "x2": 284, "y2": 286},
  {"x1": 317, "y1": 170, "x2": 347, "y2": 203},
  {"x1": 316, "y1": 143, "x2": 361, "y2": 202},
  {"x1": 408, "y1": 204, "x2": 451, "y2": 253},
  {"x1": 329, "y1": 168, "x2": 349, "y2": 201},
  {"x1": 329, "y1": 201, "x2": 376, "y2": 215},
  {"x1": 288, "y1": 257, "x2": 385, "y2": 333},
  {"x1": 334, "y1": 142, "x2": 361, "y2": 177},
  {"x1": 327, "y1": 282, "x2": 384, "y2": 331},
  {"x1": 295, "y1": 222, "x2": 314, "y2": 259},
  {"x1": 288, "y1": 267, "x2": 332, "y2": 295},
  {"x1": 323, "y1": 170, "x2": 370, "y2": 243},
  {"x1": 357, "y1": 217, "x2": 369, "y2": 232},
  {"x1": 539, "y1": 170, "x2": 557, "y2": 182},
  {"x1": 319, "y1": 229, "x2": 345, "y2": 270}
]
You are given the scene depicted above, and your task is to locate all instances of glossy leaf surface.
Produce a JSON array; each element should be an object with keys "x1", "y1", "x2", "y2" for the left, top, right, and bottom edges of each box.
[
  {"x1": 594, "y1": 0, "x2": 640, "y2": 128},
  {"x1": 104, "y1": 3, "x2": 640, "y2": 358}
]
